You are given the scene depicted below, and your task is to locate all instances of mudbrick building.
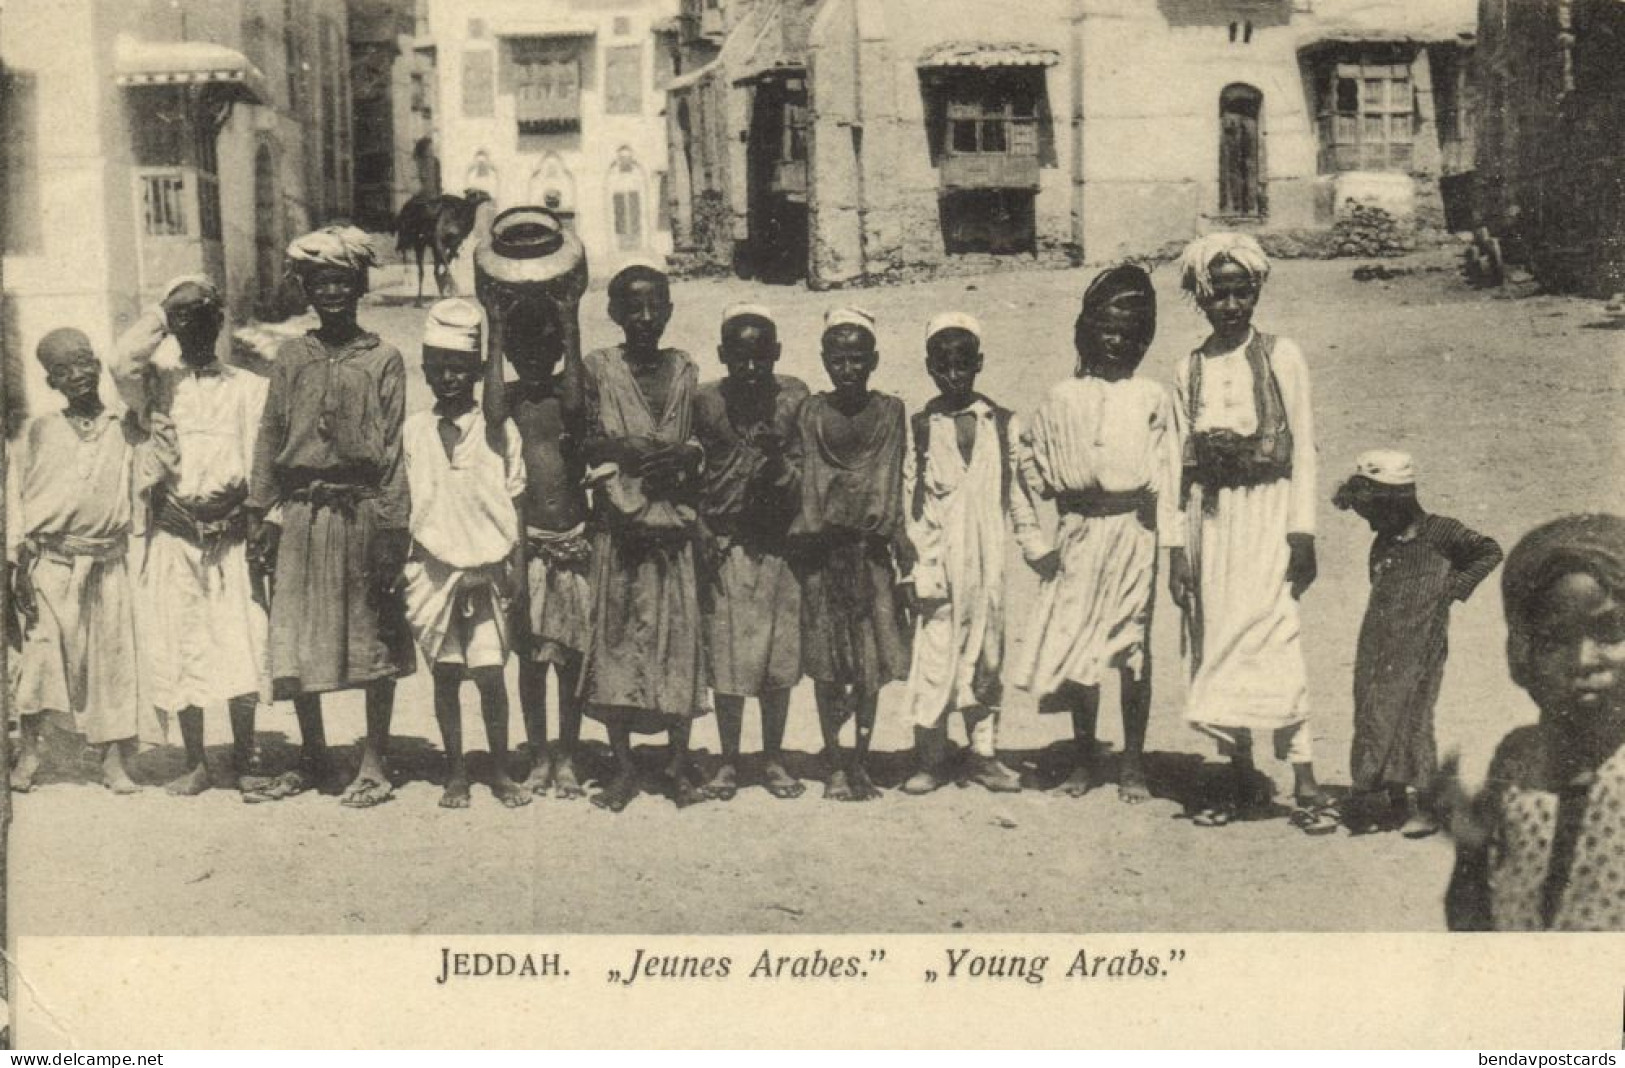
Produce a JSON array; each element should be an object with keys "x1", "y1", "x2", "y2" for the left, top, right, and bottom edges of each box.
[
  {"x1": 2, "y1": 0, "x2": 355, "y2": 419},
  {"x1": 665, "y1": 0, "x2": 1478, "y2": 287},
  {"x1": 1474, "y1": 0, "x2": 1625, "y2": 297}
]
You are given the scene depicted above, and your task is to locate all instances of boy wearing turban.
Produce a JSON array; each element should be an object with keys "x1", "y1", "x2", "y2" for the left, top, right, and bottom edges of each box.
[{"x1": 246, "y1": 227, "x2": 415, "y2": 807}]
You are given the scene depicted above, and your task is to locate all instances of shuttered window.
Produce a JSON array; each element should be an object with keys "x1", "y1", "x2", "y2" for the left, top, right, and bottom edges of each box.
[{"x1": 1317, "y1": 60, "x2": 1415, "y2": 172}]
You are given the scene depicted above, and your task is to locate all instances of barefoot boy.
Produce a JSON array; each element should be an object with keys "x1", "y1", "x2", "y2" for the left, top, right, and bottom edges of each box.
[
  {"x1": 483, "y1": 296, "x2": 592, "y2": 800},
  {"x1": 1010, "y1": 266, "x2": 1181, "y2": 803},
  {"x1": 899, "y1": 312, "x2": 1036, "y2": 795},
  {"x1": 1333, "y1": 450, "x2": 1502, "y2": 836},
  {"x1": 111, "y1": 275, "x2": 270, "y2": 797},
  {"x1": 694, "y1": 303, "x2": 808, "y2": 801},
  {"x1": 10, "y1": 329, "x2": 160, "y2": 791},
  {"x1": 577, "y1": 264, "x2": 709, "y2": 811},
  {"x1": 791, "y1": 307, "x2": 911, "y2": 802},
  {"x1": 1444, "y1": 514, "x2": 1625, "y2": 930},
  {"x1": 402, "y1": 299, "x2": 530, "y2": 809},
  {"x1": 247, "y1": 227, "x2": 416, "y2": 806}
]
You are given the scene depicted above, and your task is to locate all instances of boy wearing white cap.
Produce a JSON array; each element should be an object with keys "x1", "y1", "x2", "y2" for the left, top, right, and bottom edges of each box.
[
  {"x1": 791, "y1": 307, "x2": 911, "y2": 801},
  {"x1": 899, "y1": 312, "x2": 1039, "y2": 794},
  {"x1": 402, "y1": 299, "x2": 530, "y2": 809},
  {"x1": 111, "y1": 275, "x2": 271, "y2": 797},
  {"x1": 694, "y1": 303, "x2": 809, "y2": 801},
  {"x1": 1334, "y1": 450, "x2": 1502, "y2": 836}
]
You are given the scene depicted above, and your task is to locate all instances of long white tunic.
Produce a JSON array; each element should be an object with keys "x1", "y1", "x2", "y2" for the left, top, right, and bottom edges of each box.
[
  {"x1": 1009, "y1": 375, "x2": 1182, "y2": 697},
  {"x1": 111, "y1": 309, "x2": 271, "y2": 711},
  {"x1": 1173, "y1": 331, "x2": 1317, "y2": 732},
  {"x1": 902, "y1": 400, "x2": 1043, "y2": 725}
]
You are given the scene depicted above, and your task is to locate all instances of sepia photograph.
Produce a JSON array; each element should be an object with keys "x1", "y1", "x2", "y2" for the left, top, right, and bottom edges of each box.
[{"x1": 0, "y1": 0, "x2": 1622, "y2": 1049}]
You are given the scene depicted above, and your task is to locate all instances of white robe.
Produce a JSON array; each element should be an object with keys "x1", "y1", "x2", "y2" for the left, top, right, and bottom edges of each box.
[
  {"x1": 1009, "y1": 375, "x2": 1182, "y2": 697},
  {"x1": 1173, "y1": 331, "x2": 1317, "y2": 733}
]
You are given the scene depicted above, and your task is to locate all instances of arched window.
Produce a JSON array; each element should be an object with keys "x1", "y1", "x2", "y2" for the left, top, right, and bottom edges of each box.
[
  {"x1": 1219, "y1": 83, "x2": 1265, "y2": 216},
  {"x1": 527, "y1": 152, "x2": 577, "y2": 214},
  {"x1": 607, "y1": 146, "x2": 646, "y2": 250}
]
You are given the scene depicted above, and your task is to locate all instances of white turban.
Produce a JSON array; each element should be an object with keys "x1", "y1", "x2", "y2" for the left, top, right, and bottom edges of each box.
[
  {"x1": 1352, "y1": 449, "x2": 1416, "y2": 487},
  {"x1": 1177, "y1": 232, "x2": 1271, "y2": 299},
  {"x1": 423, "y1": 298, "x2": 483, "y2": 355},
  {"x1": 824, "y1": 306, "x2": 876, "y2": 336},
  {"x1": 925, "y1": 311, "x2": 982, "y2": 345}
]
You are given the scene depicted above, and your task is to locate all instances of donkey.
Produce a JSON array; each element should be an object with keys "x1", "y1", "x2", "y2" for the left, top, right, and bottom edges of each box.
[{"x1": 396, "y1": 188, "x2": 494, "y2": 305}]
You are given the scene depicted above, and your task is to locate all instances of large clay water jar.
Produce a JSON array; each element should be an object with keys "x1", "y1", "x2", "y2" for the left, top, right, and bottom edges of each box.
[{"x1": 475, "y1": 206, "x2": 588, "y2": 357}]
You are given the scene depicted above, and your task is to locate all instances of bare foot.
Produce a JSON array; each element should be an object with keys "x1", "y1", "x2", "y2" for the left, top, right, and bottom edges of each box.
[
  {"x1": 901, "y1": 767, "x2": 946, "y2": 795},
  {"x1": 1055, "y1": 764, "x2": 1095, "y2": 798},
  {"x1": 1117, "y1": 760, "x2": 1151, "y2": 804},
  {"x1": 103, "y1": 767, "x2": 141, "y2": 795},
  {"x1": 440, "y1": 776, "x2": 472, "y2": 809},
  {"x1": 492, "y1": 774, "x2": 531, "y2": 809},
  {"x1": 671, "y1": 774, "x2": 707, "y2": 808},
  {"x1": 702, "y1": 763, "x2": 738, "y2": 801},
  {"x1": 165, "y1": 764, "x2": 212, "y2": 797},
  {"x1": 11, "y1": 750, "x2": 41, "y2": 793},
  {"x1": 763, "y1": 760, "x2": 804, "y2": 800},
  {"x1": 340, "y1": 772, "x2": 394, "y2": 809},
  {"x1": 849, "y1": 766, "x2": 882, "y2": 802},
  {"x1": 522, "y1": 757, "x2": 554, "y2": 797},
  {"x1": 591, "y1": 773, "x2": 639, "y2": 812},
  {"x1": 551, "y1": 755, "x2": 585, "y2": 800},
  {"x1": 823, "y1": 768, "x2": 854, "y2": 802},
  {"x1": 969, "y1": 757, "x2": 1022, "y2": 794}
]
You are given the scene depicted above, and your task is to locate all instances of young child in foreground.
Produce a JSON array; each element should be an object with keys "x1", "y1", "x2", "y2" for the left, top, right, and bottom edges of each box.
[
  {"x1": 1333, "y1": 450, "x2": 1501, "y2": 836},
  {"x1": 10, "y1": 329, "x2": 162, "y2": 791},
  {"x1": 791, "y1": 307, "x2": 911, "y2": 801},
  {"x1": 1010, "y1": 265, "x2": 1181, "y2": 802},
  {"x1": 401, "y1": 299, "x2": 529, "y2": 809},
  {"x1": 1443, "y1": 514, "x2": 1625, "y2": 931},
  {"x1": 482, "y1": 295, "x2": 592, "y2": 800},
  {"x1": 899, "y1": 312, "x2": 1037, "y2": 794},
  {"x1": 694, "y1": 304, "x2": 809, "y2": 801}
]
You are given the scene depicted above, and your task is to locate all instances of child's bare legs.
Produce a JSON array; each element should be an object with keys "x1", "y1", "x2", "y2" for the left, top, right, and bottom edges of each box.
[
  {"x1": 665, "y1": 721, "x2": 705, "y2": 808},
  {"x1": 814, "y1": 681, "x2": 852, "y2": 800},
  {"x1": 591, "y1": 718, "x2": 639, "y2": 812},
  {"x1": 901, "y1": 719, "x2": 949, "y2": 794},
  {"x1": 518, "y1": 659, "x2": 554, "y2": 794},
  {"x1": 227, "y1": 696, "x2": 260, "y2": 789},
  {"x1": 963, "y1": 707, "x2": 1021, "y2": 792},
  {"x1": 293, "y1": 694, "x2": 332, "y2": 784},
  {"x1": 758, "y1": 687, "x2": 801, "y2": 798},
  {"x1": 550, "y1": 657, "x2": 583, "y2": 797},
  {"x1": 166, "y1": 708, "x2": 213, "y2": 796},
  {"x1": 432, "y1": 666, "x2": 471, "y2": 809},
  {"x1": 704, "y1": 693, "x2": 746, "y2": 800},
  {"x1": 11, "y1": 714, "x2": 42, "y2": 791},
  {"x1": 1052, "y1": 682, "x2": 1100, "y2": 796},
  {"x1": 101, "y1": 738, "x2": 140, "y2": 794},
  {"x1": 1118, "y1": 664, "x2": 1152, "y2": 804},
  {"x1": 849, "y1": 687, "x2": 881, "y2": 800},
  {"x1": 339, "y1": 679, "x2": 395, "y2": 807},
  {"x1": 473, "y1": 665, "x2": 528, "y2": 808}
]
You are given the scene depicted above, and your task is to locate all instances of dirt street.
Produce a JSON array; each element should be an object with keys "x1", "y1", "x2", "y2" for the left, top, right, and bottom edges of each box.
[{"x1": 14, "y1": 251, "x2": 1624, "y2": 935}]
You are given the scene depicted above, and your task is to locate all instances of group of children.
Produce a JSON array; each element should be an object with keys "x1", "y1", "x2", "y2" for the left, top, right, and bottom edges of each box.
[{"x1": 9, "y1": 222, "x2": 1625, "y2": 928}]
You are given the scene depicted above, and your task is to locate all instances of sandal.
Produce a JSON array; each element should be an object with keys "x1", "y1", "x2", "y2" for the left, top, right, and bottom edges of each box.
[
  {"x1": 1289, "y1": 799, "x2": 1341, "y2": 836},
  {"x1": 339, "y1": 776, "x2": 395, "y2": 809},
  {"x1": 241, "y1": 769, "x2": 312, "y2": 804}
]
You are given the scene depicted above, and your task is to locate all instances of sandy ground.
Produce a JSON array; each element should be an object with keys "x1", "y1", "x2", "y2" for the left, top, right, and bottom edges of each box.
[{"x1": 13, "y1": 250, "x2": 1624, "y2": 935}]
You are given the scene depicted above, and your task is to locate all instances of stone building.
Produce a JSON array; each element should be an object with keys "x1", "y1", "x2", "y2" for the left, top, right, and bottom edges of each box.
[
  {"x1": 1475, "y1": 0, "x2": 1625, "y2": 297},
  {"x1": 349, "y1": 0, "x2": 438, "y2": 232},
  {"x1": 665, "y1": 0, "x2": 1476, "y2": 288},
  {"x1": 2, "y1": 0, "x2": 353, "y2": 418},
  {"x1": 424, "y1": 0, "x2": 680, "y2": 274}
]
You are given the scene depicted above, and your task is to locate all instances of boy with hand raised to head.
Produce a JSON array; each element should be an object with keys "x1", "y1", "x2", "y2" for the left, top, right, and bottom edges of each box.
[
  {"x1": 790, "y1": 308, "x2": 912, "y2": 802},
  {"x1": 401, "y1": 299, "x2": 530, "y2": 809},
  {"x1": 693, "y1": 304, "x2": 809, "y2": 801}
]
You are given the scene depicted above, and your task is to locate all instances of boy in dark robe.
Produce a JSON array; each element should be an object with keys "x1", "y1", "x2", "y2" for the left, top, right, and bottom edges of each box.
[
  {"x1": 694, "y1": 304, "x2": 808, "y2": 801},
  {"x1": 246, "y1": 227, "x2": 416, "y2": 807},
  {"x1": 577, "y1": 264, "x2": 708, "y2": 812},
  {"x1": 1333, "y1": 450, "x2": 1502, "y2": 836},
  {"x1": 791, "y1": 307, "x2": 911, "y2": 802}
]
